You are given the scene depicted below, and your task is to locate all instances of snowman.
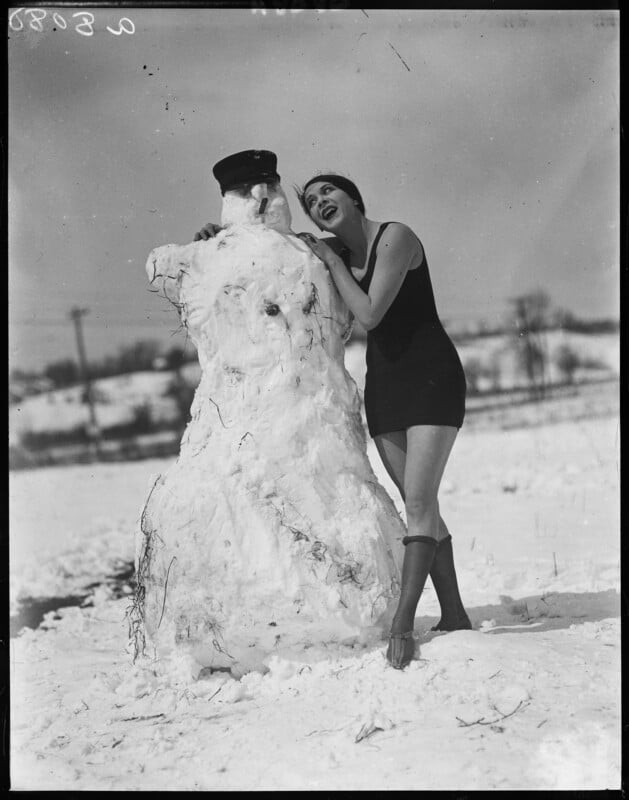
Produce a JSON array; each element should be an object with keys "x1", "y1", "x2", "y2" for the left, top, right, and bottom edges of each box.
[{"x1": 131, "y1": 150, "x2": 406, "y2": 677}]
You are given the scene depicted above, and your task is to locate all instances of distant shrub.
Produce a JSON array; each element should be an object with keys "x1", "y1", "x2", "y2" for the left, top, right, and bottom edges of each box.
[
  {"x1": 579, "y1": 355, "x2": 610, "y2": 371},
  {"x1": 164, "y1": 345, "x2": 197, "y2": 370},
  {"x1": 463, "y1": 357, "x2": 484, "y2": 394},
  {"x1": 165, "y1": 377, "x2": 195, "y2": 428},
  {"x1": 116, "y1": 340, "x2": 162, "y2": 375},
  {"x1": 463, "y1": 355, "x2": 503, "y2": 395},
  {"x1": 44, "y1": 359, "x2": 80, "y2": 388},
  {"x1": 130, "y1": 402, "x2": 154, "y2": 434},
  {"x1": 554, "y1": 344, "x2": 580, "y2": 384}
]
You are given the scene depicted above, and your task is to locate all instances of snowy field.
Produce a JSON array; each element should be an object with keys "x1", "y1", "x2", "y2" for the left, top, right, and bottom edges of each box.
[{"x1": 9, "y1": 393, "x2": 620, "y2": 790}]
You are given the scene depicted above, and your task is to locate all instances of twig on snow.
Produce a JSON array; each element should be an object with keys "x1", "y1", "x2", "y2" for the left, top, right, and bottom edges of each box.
[
  {"x1": 208, "y1": 685, "x2": 223, "y2": 702},
  {"x1": 305, "y1": 724, "x2": 346, "y2": 738},
  {"x1": 121, "y1": 713, "x2": 166, "y2": 722},
  {"x1": 456, "y1": 699, "x2": 530, "y2": 728},
  {"x1": 157, "y1": 556, "x2": 177, "y2": 629}
]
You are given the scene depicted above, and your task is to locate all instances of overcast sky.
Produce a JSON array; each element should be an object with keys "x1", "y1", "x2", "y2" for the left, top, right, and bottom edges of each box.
[{"x1": 9, "y1": 7, "x2": 619, "y2": 372}]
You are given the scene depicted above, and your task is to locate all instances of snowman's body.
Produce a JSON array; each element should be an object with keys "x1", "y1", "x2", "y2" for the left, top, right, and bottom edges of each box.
[{"x1": 135, "y1": 184, "x2": 405, "y2": 676}]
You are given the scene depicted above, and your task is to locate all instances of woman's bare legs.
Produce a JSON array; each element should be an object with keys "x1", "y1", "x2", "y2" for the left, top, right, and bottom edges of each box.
[
  {"x1": 375, "y1": 425, "x2": 458, "y2": 667},
  {"x1": 374, "y1": 431, "x2": 450, "y2": 543}
]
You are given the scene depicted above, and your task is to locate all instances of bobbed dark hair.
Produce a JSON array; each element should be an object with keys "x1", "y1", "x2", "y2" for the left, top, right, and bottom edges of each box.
[{"x1": 295, "y1": 173, "x2": 366, "y2": 221}]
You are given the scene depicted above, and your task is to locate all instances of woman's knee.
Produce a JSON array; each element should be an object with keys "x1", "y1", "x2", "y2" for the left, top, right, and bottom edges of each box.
[{"x1": 404, "y1": 493, "x2": 438, "y2": 526}]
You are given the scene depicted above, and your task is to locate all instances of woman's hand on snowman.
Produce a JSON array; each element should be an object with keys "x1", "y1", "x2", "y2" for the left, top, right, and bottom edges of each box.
[
  {"x1": 297, "y1": 233, "x2": 342, "y2": 270},
  {"x1": 193, "y1": 222, "x2": 223, "y2": 241}
]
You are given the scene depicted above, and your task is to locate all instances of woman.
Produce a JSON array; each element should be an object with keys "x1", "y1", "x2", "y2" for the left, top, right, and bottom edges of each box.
[
  {"x1": 295, "y1": 174, "x2": 471, "y2": 669},
  {"x1": 194, "y1": 171, "x2": 471, "y2": 669}
]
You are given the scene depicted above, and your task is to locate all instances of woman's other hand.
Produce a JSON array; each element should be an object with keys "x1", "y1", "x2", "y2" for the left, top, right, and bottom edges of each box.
[{"x1": 193, "y1": 222, "x2": 223, "y2": 241}]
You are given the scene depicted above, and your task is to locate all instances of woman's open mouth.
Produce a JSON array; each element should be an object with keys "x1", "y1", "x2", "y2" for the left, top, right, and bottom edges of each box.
[{"x1": 320, "y1": 205, "x2": 337, "y2": 222}]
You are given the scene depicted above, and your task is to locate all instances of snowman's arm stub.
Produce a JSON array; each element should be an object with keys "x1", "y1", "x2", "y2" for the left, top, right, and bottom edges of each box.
[
  {"x1": 146, "y1": 242, "x2": 213, "y2": 327},
  {"x1": 146, "y1": 244, "x2": 190, "y2": 308}
]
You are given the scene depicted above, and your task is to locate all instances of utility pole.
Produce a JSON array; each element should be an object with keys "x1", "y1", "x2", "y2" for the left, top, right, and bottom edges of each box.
[{"x1": 69, "y1": 306, "x2": 101, "y2": 454}]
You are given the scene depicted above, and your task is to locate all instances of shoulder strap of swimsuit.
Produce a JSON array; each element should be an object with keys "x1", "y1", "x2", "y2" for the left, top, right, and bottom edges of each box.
[{"x1": 361, "y1": 222, "x2": 391, "y2": 289}]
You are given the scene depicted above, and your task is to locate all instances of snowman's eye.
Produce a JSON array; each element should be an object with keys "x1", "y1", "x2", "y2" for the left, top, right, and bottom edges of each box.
[
  {"x1": 230, "y1": 183, "x2": 253, "y2": 196},
  {"x1": 264, "y1": 302, "x2": 280, "y2": 316}
]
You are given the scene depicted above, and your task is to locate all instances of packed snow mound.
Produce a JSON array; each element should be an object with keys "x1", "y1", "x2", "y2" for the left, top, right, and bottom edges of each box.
[{"x1": 135, "y1": 219, "x2": 405, "y2": 677}]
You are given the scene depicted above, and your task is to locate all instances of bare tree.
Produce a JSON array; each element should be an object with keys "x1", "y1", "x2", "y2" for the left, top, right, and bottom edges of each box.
[{"x1": 509, "y1": 290, "x2": 552, "y2": 400}]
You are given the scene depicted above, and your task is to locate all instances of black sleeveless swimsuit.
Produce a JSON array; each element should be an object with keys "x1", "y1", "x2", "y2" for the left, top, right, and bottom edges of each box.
[{"x1": 344, "y1": 222, "x2": 466, "y2": 437}]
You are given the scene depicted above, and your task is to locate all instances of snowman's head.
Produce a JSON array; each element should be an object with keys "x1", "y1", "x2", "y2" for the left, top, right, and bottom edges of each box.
[
  {"x1": 213, "y1": 149, "x2": 292, "y2": 233},
  {"x1": 220, "y1": 181, "x2": 292, "y2": 233}
]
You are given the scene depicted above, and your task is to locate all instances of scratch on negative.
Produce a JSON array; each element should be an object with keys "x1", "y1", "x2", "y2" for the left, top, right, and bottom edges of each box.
[{"x1": 387, "y1": 41, "x2": 411, "y2": 71}]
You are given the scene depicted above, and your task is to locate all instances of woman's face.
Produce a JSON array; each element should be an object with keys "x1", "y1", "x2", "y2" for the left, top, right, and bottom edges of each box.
[{"x1": 303, "y1": 181, "x2": 357, "y2": 232}]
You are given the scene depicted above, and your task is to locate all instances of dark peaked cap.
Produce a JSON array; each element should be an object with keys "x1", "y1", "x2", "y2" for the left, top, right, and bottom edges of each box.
[{"x1": 212, "y1": 150, "x2": 281, "y2": 194}]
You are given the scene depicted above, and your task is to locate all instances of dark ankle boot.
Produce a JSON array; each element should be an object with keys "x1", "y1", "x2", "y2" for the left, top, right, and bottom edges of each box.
[
  {"x1": 387, "y1": 535, "x2": 438, "y2": 669},
  {"x1": 430, "y1": 535, "x2": 472, "y2": 631}
]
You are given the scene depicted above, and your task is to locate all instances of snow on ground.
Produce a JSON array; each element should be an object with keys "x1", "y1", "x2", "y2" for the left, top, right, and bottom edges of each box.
[{"x1": 9, "y1": 405, "x2": 620, "y2": 790}]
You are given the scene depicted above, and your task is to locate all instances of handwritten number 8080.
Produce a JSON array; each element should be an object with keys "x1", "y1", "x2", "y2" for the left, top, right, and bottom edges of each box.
[{"x1": 9, "y1": 8, "x2": 135, "y2": 36}]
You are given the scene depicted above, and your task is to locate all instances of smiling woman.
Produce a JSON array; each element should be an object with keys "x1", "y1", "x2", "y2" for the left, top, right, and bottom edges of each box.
[{"x1": 296, "y1": 172, "x2": 471, "y2": 669}]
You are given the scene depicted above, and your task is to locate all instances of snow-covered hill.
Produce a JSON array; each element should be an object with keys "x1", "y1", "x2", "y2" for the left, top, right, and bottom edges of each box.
[{"x1": 8, "y1": 331, "x2": 620, "y2": 444}]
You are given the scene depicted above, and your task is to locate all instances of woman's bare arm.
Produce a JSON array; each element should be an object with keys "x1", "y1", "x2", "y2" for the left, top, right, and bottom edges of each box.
[{"x1": 299, "y1": 224, "x2": 421, "y2": 331}]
